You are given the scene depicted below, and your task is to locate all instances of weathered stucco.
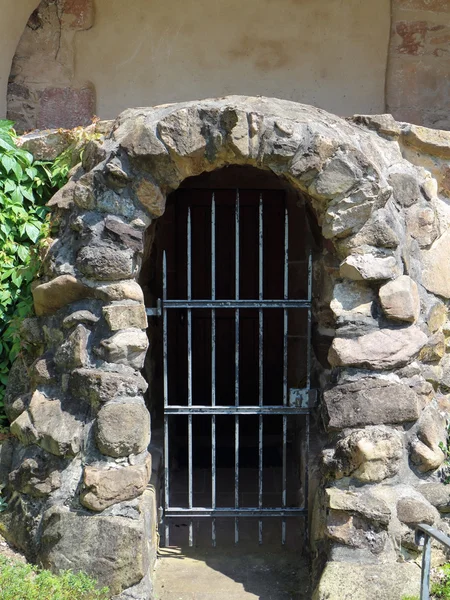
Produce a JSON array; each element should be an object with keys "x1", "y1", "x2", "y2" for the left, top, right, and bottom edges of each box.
[
  {"x1": 7, "y1": 0, "x2": 391, "y2": 129},
  {"x1": 387, "y1": 0, "x2": 450, "y2": 129},
  {"x1": 75, "y1": 0, "x2": 390, "y2": 119},
  {"x1": 0, "y1": 0, "x2": 39, "y2": 119},
  {"x1": 3, "y1": 96, "x2": 450, "y2": 599}
]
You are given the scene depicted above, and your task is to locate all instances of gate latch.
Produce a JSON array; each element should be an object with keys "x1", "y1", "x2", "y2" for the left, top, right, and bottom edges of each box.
[
  {"x1": 289, "y1": 388, "x2": 318, "y2": 409},
  {"x1": 146, "y1": 299, "x2": 162, "y2": 318}
]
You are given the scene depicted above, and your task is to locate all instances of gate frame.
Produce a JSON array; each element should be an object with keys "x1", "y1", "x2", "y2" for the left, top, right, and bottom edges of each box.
[{"x1": 148, "y1": 189, "x2": 315, "y2": 547}]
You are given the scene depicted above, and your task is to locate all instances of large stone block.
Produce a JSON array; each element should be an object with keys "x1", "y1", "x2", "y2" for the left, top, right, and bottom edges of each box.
[
  {"x1": 80, "y1": 455, "x2": 151, "y2": 511},
  {"x1": 32, "y1": 275, "x2": 94, "y2": 316},
  {"x1": 323, "y1": 378, "x2": 420, "y2": 430},
  {"x1": 134, "y1": 178, "x2": 165, "y2": 218},
  {"x1": 99, "y1": 329, "x2": 148, "y2": 370},
  {"x1": 326, "y1": 488, "x2": 391, "y2": 526},
  {"x1": 422, "y1": 230, "x2": 450, "y2": 298},
  {"x1": 4, "y1": 355, "x2": 31, "y2": 421},
  {"x1": 330, "y1": 281, "x2": 375, "y2": 321},
  {"x1": 95, "y1": 401, "x2": 150, "y2": 458},
  {"x1": 92, "y1": 280, "x2": 145, "y2": 303},
  {"x1": 397, "y1": 496, "x2": 438, "y2": 526},
  {"x1": 70, "y1": 367, "x2": 148, "y2": 405},
  {"x1": 103, "y1": 303, "x2": 148, "y2": 331},
  {"x1": 313, "y1": 561, "x2": 420, "y2": 600},
  {"x1": 54, "y1": 324, "x2": 90, "y2": 371},
  {"x1": 328, "y1": 326, "x2": 427, "y2": 369},
  {"x1": 340, "y1": 253, "x2": 401, "y2": 281},
  {"x1": 104, "y1": 217, "x2": 144, "y2": 252},
  {"x1": 324, "y1": 426, "x2": 404, "y2": 482},
  {"x1": 76, "y1": 245, "x2": 136, "y2": 281},
  {"x1": 410, "y1": 404, "x2": 446, "y2": 472},
  {"x1": 326, "y1": 510, "x2": 388, "y2": 553},
  {"x1": 309, "y1": 151, "x2": 362, "y2": 200},
  {"x1": 10, "y1": 391, "x2": 85, "y2": 457},
  {"x1": 406, "y1": 204, "x2": 438, "y2": 248},
  {"x1": 379, "y1": 275, "x2": 420, "y2": 323},
  {"x1": 40, "y1": 503, "x2": 151, "y2": 596},
  {"x1": 8, "y1": 446, "x2": 65, "y2": 498},
  {"x1": 419, "y1": 483, "x2": 450, "y2": 513}
]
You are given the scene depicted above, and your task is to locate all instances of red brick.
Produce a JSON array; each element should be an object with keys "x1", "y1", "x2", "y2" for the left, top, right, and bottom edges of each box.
[
  {"x1": 37, "y1": 85, "x2": 96, "y2": 130},
  {"x1": 62, "y1": 0, "x2": 94, "y2": 30}
]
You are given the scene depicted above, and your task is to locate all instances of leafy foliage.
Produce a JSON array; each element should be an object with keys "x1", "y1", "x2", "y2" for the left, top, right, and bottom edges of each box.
[
  {"x1": 439, "y1": 420, "x2": 450, "y2": 484},
  {"x1": 432, "y1": 563, "x2": 450, "y2": 599},
  {"x1": 0, "y1": 121, "x2": 70, "y2": 426},
  {"x1": 402, "y1": 563, "x2": 450, "y2": 600},
  {"x1": 0, "y1": 555, "x2": 109, "y2": 600}
]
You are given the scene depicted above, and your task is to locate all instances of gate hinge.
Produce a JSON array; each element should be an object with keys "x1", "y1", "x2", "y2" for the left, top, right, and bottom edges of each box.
[
  {"x1": 146, "y1": 298, "x2": 162, "y2": 318},
  {"x1": 158, "y1": 506, "x2": 164, "y2": 524}
]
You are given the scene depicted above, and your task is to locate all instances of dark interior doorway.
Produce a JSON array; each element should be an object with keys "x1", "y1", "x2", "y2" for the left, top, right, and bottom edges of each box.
[{"x1": 142, "y1": 167, "x2": 312, "y2": 549}]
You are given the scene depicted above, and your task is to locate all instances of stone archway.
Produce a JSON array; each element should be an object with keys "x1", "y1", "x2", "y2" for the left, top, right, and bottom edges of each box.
[{"x1": 3, "y1": 96, "x2": 447, "y2": 599}]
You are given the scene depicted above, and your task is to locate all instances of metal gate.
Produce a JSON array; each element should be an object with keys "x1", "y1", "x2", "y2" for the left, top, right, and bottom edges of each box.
[{"x1": 151, "y1": 189, "x2": 313, "y2": 547}]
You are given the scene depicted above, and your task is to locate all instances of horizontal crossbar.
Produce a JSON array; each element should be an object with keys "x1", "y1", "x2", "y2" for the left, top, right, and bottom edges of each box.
[
  {"x1": 164, "y1": 405, "x2": 312, "y2": 415},
  {"x1": 162, "y1": 299, "x2": 311, "y2": 309},
  {"x1": 165, "y1": 507, "x2": 307, "y2": 518}
]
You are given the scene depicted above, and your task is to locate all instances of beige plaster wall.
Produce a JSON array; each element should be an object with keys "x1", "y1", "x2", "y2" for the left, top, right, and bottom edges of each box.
[
  {"x1": 0, "y1": 0, "x2": 39, "y2": 118},
  {"x1": 75, "y1": 0, "x2": 391, "y2": 120}
]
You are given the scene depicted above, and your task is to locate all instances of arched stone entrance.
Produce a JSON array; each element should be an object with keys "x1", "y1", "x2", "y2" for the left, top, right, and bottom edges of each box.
[{"x1": 2, "y1": 96, "x2": 446, "y2": 599}]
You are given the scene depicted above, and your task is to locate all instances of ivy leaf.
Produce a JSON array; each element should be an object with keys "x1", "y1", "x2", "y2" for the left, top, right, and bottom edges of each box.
[
  {"x1": 1, "y1": 155, "x2": 15, "y2": 174},
  {"x1": 0, "y1": 120, "x2": 15, "y2": 130},
  {"x1": 0, "y1": 138, "x2": 14, "y2": 153},
  {"x1": 19, "y1": 185, "x2": 34, "y2": 202},
  {"x1": 3, "y1": 180, "x2": 15, "y2": 194},
  {"x1": 11, "y1": 272, "x2": 23, "y2": 288},
  {"x1": 16, "y1": 246, "x2": 29, "y2": 262},
  {"x1": 11, "y1": 187, "x2": 22, "y2": 204},
  {"x1": 24, "y1": 222, "x2": 40, "y2": 243},
  {"x1": 25, "y1": 167, "x2": 37, "y2": 180},
  {"x1": 13, "y1": 161, "x2": 23, "y2": 182}
]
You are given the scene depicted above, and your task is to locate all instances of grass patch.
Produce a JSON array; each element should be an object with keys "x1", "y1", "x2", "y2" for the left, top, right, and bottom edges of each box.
[
  {"x1": 0, "y1": 555, "x2": 109, "y2": 600},
  {"x1": 402, "y1": 563, "x2": 450, "y2": 600}
]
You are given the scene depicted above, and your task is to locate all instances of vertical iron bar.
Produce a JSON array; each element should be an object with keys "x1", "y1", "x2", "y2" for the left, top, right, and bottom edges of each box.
[
  {"x1": 420, "y1": 534, "x2": 432, "y2": 600},
  {"x1": 282, "y1": 207, "x2": 288, "y2": 545},
  {"x1": 235, "y1": 189, "x2": 240, "y2": 544},
  {"x1": 306, "y1": 250, "x2": 312, "y2": 391},
  {"x1": 304, "y1": 248, "x2": 313, "y2": 546},
  {"x1": 163, "y1": 251, "x2": 170, "y2": 546},
  {"x1": 258, "y1": 193, "x2": 263, "y2": 545},
  {"x1": 211, "y1": 193, "x2": 216, "y2": 547},
  {"x1": 187, "y1": 207, "x2": 193, "y2": 547}
]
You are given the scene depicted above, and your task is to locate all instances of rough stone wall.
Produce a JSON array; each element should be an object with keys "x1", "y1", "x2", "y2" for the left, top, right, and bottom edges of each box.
[
  {"x1": 387, "y1": 0, "x2": 450, "y2": 130},
  {"x1": 7, "y1": 0, "x2": 95, "y2": 131},
  {"x1": 2, "y1": 96, "x2": 450, "y2": 600}
]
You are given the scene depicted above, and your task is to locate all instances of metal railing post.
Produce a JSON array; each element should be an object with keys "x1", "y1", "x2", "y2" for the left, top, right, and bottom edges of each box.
[
  {"x1": 415, "y1": 523, "x2": 450, "y2": 600},
  {"x1": 420, "y1": 533, "x2": 431, "y2": 600}
]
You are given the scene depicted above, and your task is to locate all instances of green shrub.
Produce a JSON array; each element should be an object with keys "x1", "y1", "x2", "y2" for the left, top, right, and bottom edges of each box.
[
  {"x1": 402, "y1": 563, "x2": 450, "y2": 600},
  {"x1": 0, "y1": 121, "x2": 77, "y2": 426},
  {"x1": 0, "y1": 555, "x2": 109, "y2": 600},
  {"x1": 431, "y1": 563, "x2": 450, "y2": 598}
]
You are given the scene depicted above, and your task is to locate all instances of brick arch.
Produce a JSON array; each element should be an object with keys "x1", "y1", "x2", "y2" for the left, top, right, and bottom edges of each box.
[{"x1": 6, "y1": 97, "x2": 439, "y2": 599}]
